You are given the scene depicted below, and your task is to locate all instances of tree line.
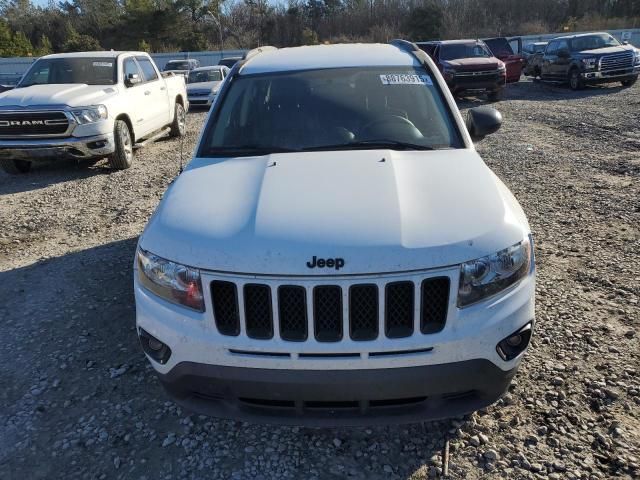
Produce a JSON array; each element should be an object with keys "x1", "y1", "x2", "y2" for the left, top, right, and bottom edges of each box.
[{"x1": 1, "y1": 0, "x2": 639, "y2": 57}]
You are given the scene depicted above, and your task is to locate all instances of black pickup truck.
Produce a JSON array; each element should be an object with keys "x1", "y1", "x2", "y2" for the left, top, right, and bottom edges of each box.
[{"x1": 540, "y1": 32, "x2": 640, "y2": 90}]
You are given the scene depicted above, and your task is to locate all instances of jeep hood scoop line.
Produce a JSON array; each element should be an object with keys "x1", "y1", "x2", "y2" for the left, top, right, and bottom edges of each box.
[{"x1": 140, "y1": 149, "x2": 529, "y2": 275}]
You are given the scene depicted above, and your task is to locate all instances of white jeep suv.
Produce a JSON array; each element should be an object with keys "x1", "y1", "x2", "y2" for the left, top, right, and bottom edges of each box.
[{"x1": 134, "y1": 41, "x2": 535, "y2": 425}]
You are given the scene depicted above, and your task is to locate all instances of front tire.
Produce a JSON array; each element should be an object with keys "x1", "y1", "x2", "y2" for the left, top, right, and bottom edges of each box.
[
  {"x1": 569, "y1": 69, "x2": 584, "y2": 90},
  {"x1": 108, "y1": 120, "x2": 134, "y2": 170},
  {"x1": 621, "y1": 75, "x2": 638, "y2": 87},
  {"x1": 169, "y1": 102, "x2": 186, "y2": 138},
  {"x1": 0, "y1": 158, "x2": 31, "y2": 174}
]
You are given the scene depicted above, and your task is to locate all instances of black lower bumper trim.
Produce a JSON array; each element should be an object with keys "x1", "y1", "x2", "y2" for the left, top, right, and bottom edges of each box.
[{"x1": 157, "y1": 359, "x2": 517, "y2": 426}]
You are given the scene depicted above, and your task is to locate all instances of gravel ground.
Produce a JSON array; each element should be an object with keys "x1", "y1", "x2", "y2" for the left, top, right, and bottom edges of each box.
[{"x1": 1, "y1": 80, "x2": 639, "y2": 480}]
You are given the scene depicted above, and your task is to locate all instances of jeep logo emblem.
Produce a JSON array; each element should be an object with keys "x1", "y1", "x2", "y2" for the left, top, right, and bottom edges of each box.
[{"x1": 306, "y1": 256, "x2": 345, "y2": 270}]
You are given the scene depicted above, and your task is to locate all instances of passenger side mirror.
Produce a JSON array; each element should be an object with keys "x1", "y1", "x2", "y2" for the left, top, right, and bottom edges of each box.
[
  {"x1": 622, "y1": 40, "x2": 629, "y2": 45},
  {"x1": 466, "y1": 106, "x2": 502, "y2": 142},
  {"x1": 125, "y1": 73, "x2": 142, "y2": 87}
]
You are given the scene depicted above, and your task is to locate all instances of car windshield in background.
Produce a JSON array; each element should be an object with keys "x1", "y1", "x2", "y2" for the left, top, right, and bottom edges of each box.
[
  {"x1": 19, "y1": 58, "x2": 116, "y2": 87},
  {"x1": 164, "y1": 61, "x2": 191, "y2": 71},
  {"x1": 202, "y1": 66, "x2": 463, "y2": 156},
  {"x1": 571, "y1": 34, "x2": 620, "y2": 51},
  {"x1": 441, "y1": 43, "x2": 491, "y2": 60},
  {"x1": 188, "y1": 70, "x2": 223, "y2": 83}
]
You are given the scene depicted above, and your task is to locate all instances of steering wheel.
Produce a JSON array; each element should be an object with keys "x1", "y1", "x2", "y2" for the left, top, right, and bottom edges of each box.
[{"x1": 359, "y1": 115, "x2": 422, "y2": 141}]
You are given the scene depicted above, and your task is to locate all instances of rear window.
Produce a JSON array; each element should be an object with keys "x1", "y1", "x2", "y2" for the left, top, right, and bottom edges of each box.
[
  {"x1": 189, "y1": 69, "x2": 223, "y2": 83},
  {"x1": 200, "y1": 66, "x2": 463, "y2": 156}
]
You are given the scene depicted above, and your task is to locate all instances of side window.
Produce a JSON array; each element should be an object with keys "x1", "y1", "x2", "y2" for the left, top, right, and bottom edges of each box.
[
  {"x1": 546, "y1": 42, "x2": 557, "y2": 55},
  {"x1": 123, "y1": 58, "x2": 142, "y2": 84},
  {"x1": 557, "y1": 40, "x2": 569, "y2": 53},
  {"x1": 136, "y1": 57, "x2": 159, "y2": 82}
]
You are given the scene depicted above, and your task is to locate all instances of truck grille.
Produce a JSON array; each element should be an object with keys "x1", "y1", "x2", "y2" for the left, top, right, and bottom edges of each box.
[
  {"x1": 600, "y1": 51, "x2": 634, "y2": 71},
  {"x1": 0, "y1": 111, "x2": 70, "y2": 137},
  {"x1": 209, "y1": 276, "x2": 450, "y2": 343}
]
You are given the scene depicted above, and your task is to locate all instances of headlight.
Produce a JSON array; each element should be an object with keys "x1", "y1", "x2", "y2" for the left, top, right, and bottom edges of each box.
[
  {"x1": 71, "y1": 105, "x2": 108, "y2": 124},
  {"x1": 443, "y1": 67, "x2": 456, "y2": 76},
  {"x1": 458, "y1": 236, "x2": 532, "y2": 308},
  {"x1": 634, "y1": 51, "x2": 640, "y2": 65},
  {"x1": 137, "y1": 248, "x2": 205, "y2": 312},
  {"x1": 581, "y1": 57, "x2": 597, "y2": 70},
  {"x1": 497, "y1": 63, "x2": 506, "y2": 73}
]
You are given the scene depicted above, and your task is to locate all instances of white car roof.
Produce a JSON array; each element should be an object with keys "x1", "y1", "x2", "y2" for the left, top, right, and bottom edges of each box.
[
  {"x1": 42, "y1": 51, "x2": 147, "y2": 60},
  {"x1": 241, "y1": 43, "x2": 419, "y2": 75},
  {"x1": 191, "y1": 65, "x2": 226, "y2": 72}
]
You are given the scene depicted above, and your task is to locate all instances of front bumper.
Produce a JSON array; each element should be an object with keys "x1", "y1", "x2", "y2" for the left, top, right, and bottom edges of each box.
[
  {"x1": 187, "y1": 94, "x2": 215, "y2": 107},
  {"x1": 0, "y1": 133, "x2": 115, "y2": 162},
  {"x1": 159, "y1": 359, "x2": 518, "y2": 426},
  {"x1": 135, "y1": 261, "x2": 535, "y2": 424},
  {"x1": 581, "y1": 65, "x2": 640, "y2": 81}
]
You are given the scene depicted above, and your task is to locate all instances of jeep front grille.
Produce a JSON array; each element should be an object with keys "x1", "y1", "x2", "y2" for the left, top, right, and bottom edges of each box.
[
  {"x1": 209, "y1": 275, "x2": 451, "y2": 343},
  {"x1": 0, "y1": 110, "x2": 72, "y2": 138},
  {"x1": 600, "y1": 51, "x2": 634, "y2": 71}
]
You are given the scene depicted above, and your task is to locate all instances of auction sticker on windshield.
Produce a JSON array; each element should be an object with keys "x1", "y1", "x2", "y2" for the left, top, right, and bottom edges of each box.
[
  {"x1": 93, "y1": 62, "x2": 113, "y2": 67},
  {"x1": 380, "y1": 73, "x2": 432, "y2": 85}
]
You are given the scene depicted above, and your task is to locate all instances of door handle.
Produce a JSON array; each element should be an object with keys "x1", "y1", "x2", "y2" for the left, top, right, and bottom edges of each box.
[
  {"x1": 160, "y1": 86, "x2": 166, "y2": 91},
  {"x1": 144, "y1": 90, "x2": 151, "y2": 95}
]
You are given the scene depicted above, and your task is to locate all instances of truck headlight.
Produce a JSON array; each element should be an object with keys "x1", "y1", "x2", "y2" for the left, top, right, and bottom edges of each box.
[
  {"x1": 634, "y1": 51, "x2": 640, "y2": 66},
  {"x1": 137, "y1": 248, "x2": 205, "y2": 312},
  {"x1": 581, "y1": 57, "x2": 597, "y2": 70},
  {"x1": 458, "y1": 236, "x2": 533, "y2": 308},
  {"x1": 497, "y1": 63, "x2": 506, "y2": 73},
  {"x1": 71, "y1": 105, "x2": 108, "y2": 124}
]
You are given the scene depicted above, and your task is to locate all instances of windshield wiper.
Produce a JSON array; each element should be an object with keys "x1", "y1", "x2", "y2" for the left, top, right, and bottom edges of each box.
[
  {"x1": 204, "y1": 145, "x2": 301, "y2": 156},
  {"x1": 302, "y1": 140, "x2": 439, "y2": 151}
]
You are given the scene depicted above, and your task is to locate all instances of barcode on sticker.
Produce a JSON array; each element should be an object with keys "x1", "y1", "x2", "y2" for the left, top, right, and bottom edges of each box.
[
  {"x1": 380, "y1": 74, "x2": 432, "y2": 85},
  {"x1": 93, "y1": 62, "x2": 113, "y2": 67}
]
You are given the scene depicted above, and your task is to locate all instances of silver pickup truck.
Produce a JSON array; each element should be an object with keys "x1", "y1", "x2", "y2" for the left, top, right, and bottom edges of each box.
[{"x1": 0, "y1": 51, "x2": 188, "y2": 174}]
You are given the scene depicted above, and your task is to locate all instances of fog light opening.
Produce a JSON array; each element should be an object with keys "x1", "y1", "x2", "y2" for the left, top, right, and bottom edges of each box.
[
  {"x1": 497, "y1": 322, "x2": 533, "y2": 361},
  {"x1": 139, "y1": 328, "x2": 172, "y2": 364}
]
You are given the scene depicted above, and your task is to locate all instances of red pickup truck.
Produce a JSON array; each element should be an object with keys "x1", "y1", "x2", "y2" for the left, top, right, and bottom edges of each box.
[
  {"x1": 417, "y1": 40, "x2": 507, "y2": 100},
  {"x1": 483, "y1": 37, "x2": 524, "y2": 83}
]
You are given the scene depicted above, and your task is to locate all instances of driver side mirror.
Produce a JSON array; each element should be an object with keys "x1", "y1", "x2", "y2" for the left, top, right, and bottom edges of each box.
[
  {"x1": 125, "y1": 73, "x2": 141, "y2": 87},
  {"x1": 622, "y1": 40, "x2": 629, "y2": 45},
  {"x1": 466, "y1": 106, "x2": 502, "y2": 142}
]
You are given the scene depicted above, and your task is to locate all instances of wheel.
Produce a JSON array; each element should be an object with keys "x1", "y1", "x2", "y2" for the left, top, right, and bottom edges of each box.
[
  {"x1": 534, "y1": 66, "x2": 541, "y2": 78},
  {"x1": 487, "y1": 89, "x2": 503, "y2": 101},
  {"x1": 0, "y1": 158, "x2": 31, "y2": 174},
  {"x1": 621, "y1": 75, "x2": 638, "y2": 87},
  {"x1": 108, "y1": 120, "x2": 133, "y2": 170},
  {"x1": 569, "y1": 69, "x2": 584, "y2": 90},
  {"x1": 169, "y1": 102, "x2": 186, "y2": 138}
]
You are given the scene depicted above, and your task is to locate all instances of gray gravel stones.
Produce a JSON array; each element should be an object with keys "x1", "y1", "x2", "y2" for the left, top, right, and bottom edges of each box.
[{"x1": 1, "y1": 82, "x2": 640, "y2": 479}]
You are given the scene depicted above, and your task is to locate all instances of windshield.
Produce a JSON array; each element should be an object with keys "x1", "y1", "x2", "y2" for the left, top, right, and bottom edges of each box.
[
  {"x1": 19, "y1": 58, "x2": 116, "y2": 87},
  {"x1": 200, "y1": 66, "x2": 462, "y2": 156},
  {"x1": 188, "y1": 69, "x2": 223, "y2": 83},
  {"x1": 441, "y1": 43, "x2": 492, "y2": 60},
  {"x1": 571, "y1": 34, "x2": 620, "y2": 51},
  {"x1": 164, "y1": 61, "x2": 191, "y2": 71}
]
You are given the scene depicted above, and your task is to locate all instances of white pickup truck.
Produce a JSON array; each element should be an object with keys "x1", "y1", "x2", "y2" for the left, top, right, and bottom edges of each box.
[{"x1": 0, "y1": 51, "x2": 188, "y2": 174}]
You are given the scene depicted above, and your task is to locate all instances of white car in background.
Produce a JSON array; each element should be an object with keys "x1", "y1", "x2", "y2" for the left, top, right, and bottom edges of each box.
[
  {"x1": 186, "y1": 66, "x2": 230, "y2": 108},
  {"x1": 0, "y1": 51, "x2": 188, "y2": 173},
  {"x1": 135, "y1": 42, "x2": 535, "y2": 426}
]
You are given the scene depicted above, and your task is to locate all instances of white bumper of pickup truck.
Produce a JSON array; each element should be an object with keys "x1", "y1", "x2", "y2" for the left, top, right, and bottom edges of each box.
[{"x1": 0, "y1": 133, "x2": 115, "y2": 161}]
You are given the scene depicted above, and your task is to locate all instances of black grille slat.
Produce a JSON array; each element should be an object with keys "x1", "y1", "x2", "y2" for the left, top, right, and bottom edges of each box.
[
  {"x1": 244, "y1": 284, "x2": 273, "y2": 339},
  {"x1": 278, "y1": 286, "x2": 307, "y2": 341},
  {"x1": 314, "y1": 286, "x2": 343, "y2": 342},
  {"x1": 211, "y1": 281, "x2": 240, "y2": 336},
  {"x1": 0, "y1": 111, "x2": 69, "y2": 136},
  {"x1": 421, "y1": 277, "x2": 450, "y2": 334},
  {"x1": 385, "y1": 282, "x2": 414, "y2": 338},
  {"x1": 349, "y1": 284, "x2": 378, "y2": 341}
]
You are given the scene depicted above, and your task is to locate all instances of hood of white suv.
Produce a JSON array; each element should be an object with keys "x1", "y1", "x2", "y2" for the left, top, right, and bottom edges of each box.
[
  {"x1": 0, "y1": 84, "x2": 118, "y2": 108},
  {"x1": 140, "y1": 149, "x2": 530, "y2": 275}
]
